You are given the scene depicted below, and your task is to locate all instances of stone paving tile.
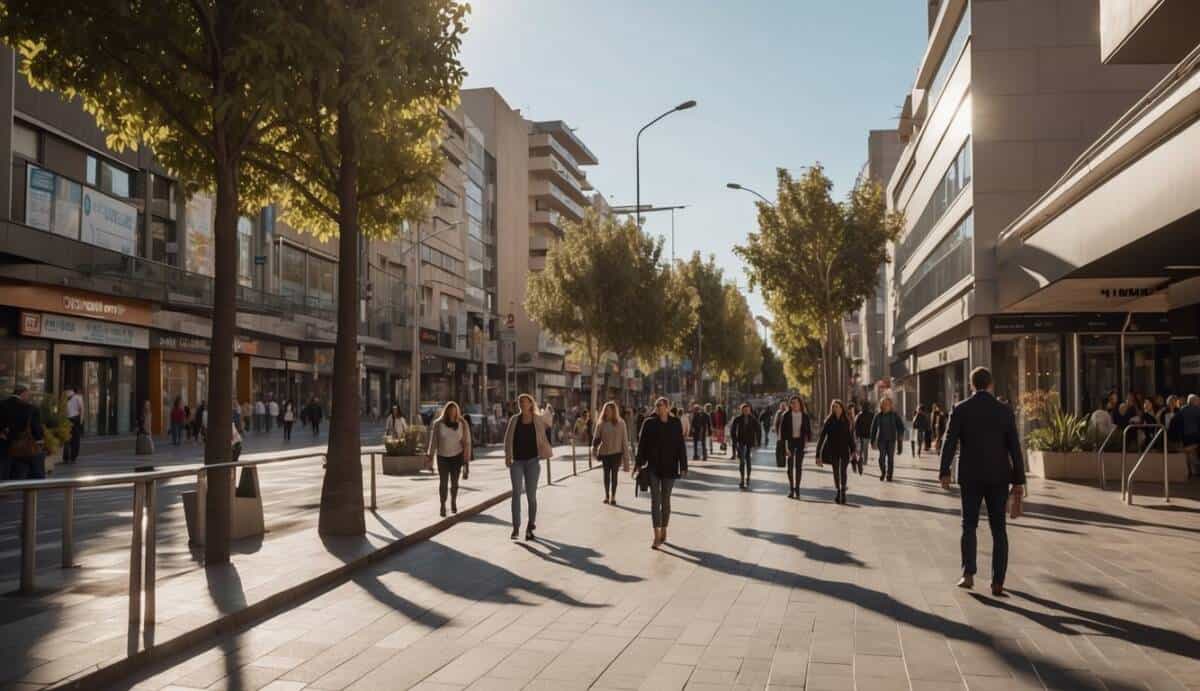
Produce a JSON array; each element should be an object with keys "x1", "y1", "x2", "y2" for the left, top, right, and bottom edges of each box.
[{"x1": 101, "y1": 449, "x2": 1200, "y2": 690}]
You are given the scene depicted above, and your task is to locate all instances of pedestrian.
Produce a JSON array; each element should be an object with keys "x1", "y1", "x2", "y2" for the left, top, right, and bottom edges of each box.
[
  {"x1": 713, "y1": 404, "x2": 727, "y2": 457},
  {"x1": 0, "y1": 385, "x2": 45, "y2": 480},
  {"x1": 593, "y1": 401, "x2": 631, "y2": 505},
  {"x1": 758, "y1": 407, "x2": 772, "y2": 448},
  {"x1": 384, "y1": 404, "x2": 407, "y2": 442},
  {"x1": 690, "y1": 403, "x2": 710, "y2": 461},
  {"x1": 197, "y1": 402, "x2": 208, "y2": 443},
  {"x1": 254, "y1": 396, "x2": 266, "y2": 433},
  {"x1": 680, "y1": 405, "x2": 692, "y2": 443},
  {"x1": 1178, "y1": 394, "x2": 1200, "y2": 477},
  {"x1": 230, "y1": 420, "x2": 244, "y2": 464},
  {"x1": 63, "y1": 386, "x2": 84, "y2": 464},
  {"x1": 267, "y1": 397, "x2": 279, "y2": 433},
  {"x1": 623, "y1": 405, "x2": 638, "y2": 456},
  {"x1": 170, "y1": 397, "x2": 186, "y2": 446},
  {"x1": 184, "y1": 404, "x2": 194, "y2": 442},
  {"x1": 282, "y1": 400, "x2": 296, "y2": 441},
  {"x1": 816, "y1": 399, "x2": 856, "y2": 505},
  {"x1": 911, "y1": 405, "x2": 930, "y2": 457},
  {"x1": 870, "y1": 397, "x2": 906, "y2": 482},
  {"x1": 231, "y1": 397, "x2": 244, "y2": 436},
  {"x1": 428, "y1": 401, "x2": 472, "y2": 518},
  {"x1": 854, "y1": 402, "x2": 874, "y2": 476},
  {"x1": 541, "y1": 402, "x2": 556, "y2": 446},
  {"x1": 931, "y1": 403, "x2": 948, "y2": 452},
  {"x1": 504, "y1": 394, "x2": 553, "y2": 540},
  {"x1": 938, "y1": 367, "x2": 1025, "y2": 596},
  {"x1": 634, "y1": 396, "x2": 688, "y2": 549},
  {"x1": 731, "y1": 403, "x2": 762, "y2": 489},
  {"x1": 778, "y1": 395, "x2": 812, "y2": 499},
  {"x1": 307, "y1": 397, "x2": 323, "y2": 438}
]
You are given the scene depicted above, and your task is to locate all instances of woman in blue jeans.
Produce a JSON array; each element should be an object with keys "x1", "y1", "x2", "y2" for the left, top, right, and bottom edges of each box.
[
  {"x1": 504, "y1": 394, "x2": 553, "y2": 541},
  {"x1": 634, "y1": 397, "x2": 688, "y2": 548}
]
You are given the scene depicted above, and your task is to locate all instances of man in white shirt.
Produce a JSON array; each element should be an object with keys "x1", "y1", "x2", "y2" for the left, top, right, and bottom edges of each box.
[
  {"x1": 267, "y1": 397, "x2": 279, "y2": 433},
  {"x1": 64, "y1": 387, "x2": 84, "y2": 464},
  {"x1": 254, "y1": 398, "x2": 266, "y2": 433}
]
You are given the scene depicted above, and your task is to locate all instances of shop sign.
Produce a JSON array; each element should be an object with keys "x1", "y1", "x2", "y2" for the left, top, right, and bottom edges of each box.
[
  {"x1": 485, "y1": 341, "x2": 499, "y2": 364},
  {"x1": 81, "y1": 187, "x2": 137, "y2": 256},
  {"x1": 282, "y1": 345, "x2": 300, "y2": 361},
  {"x1": 234, "y1": 337, "x2": 258, "y2": 355},
  {"x1": 0, "y1": 283, "x2": 153, "y2": 326},
  {"x1": 25, "y1": 165, "x2": 55, "y2": 231},
  {"x1": 314, "y1": 348, "x2": 334, "y2": 372},
  {"x1": 151, "y1": 332, "x2": 211, "y2": 353},
  {"x1": 992, "y1": 313, "x2": 1166, "y2": 334},
  {"x1": 1100, "y1": 286, "x2": 1157, "y2": 299},
  {"x1": 1181, "y1": 354, "x2": 1200, "y2": 376},
  {"x1": 20, "y1": 311, "x2": 149, "y2": 349},
  {"x1": 419, "y1": 327, "x2": 440, "y2": 345},
  {"x1": 916, "y1": 341, "x2": 968, "y2": 373},
  {"x1": 539, "y1": 372, "x2": 567, "y2": 388}
]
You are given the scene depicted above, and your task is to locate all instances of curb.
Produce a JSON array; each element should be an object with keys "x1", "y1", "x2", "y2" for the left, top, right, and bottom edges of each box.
[{"x1": 51, "y1": 463, "x2": 598, "y2": 690}]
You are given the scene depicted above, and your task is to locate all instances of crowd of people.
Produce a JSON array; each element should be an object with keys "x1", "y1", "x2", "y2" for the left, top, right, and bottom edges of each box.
[
  {"x1": 166, "y1": 394, "x2": 327, "y2": 449},
  {"x1": 1088, "y1": 391, "x2": 1200, "y2": 471}
]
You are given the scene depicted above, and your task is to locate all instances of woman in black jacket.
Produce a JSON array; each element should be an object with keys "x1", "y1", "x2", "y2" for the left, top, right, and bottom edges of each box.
[
  {"x1": 777, "y1": 395, "x2": 812, "y2": 499},
  {"x1": 634, "y1": 397, "x2": 688, "y2": 548},
  {"x1": 816, "y1": 399, "x2": 857, "y2": 505}
]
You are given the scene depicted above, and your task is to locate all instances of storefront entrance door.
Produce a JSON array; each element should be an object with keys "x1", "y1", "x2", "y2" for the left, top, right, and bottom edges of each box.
[
  {"x1": 62, "y1": 356, "x2": 117, "y2": 436},
  {"x1": 1079, "y1": 335, "x2": 1119, "y2": 411}
]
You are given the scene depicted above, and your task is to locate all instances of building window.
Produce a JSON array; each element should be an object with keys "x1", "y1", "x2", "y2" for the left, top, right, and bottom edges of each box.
[
  {"x1": 237, "y1": 216, "x2": 254, "y2": 287},
  {"x1": 86, "y1": 154, "x2": 132, "y2": 198},
  {"x1": 899, "y1": 211, "x2": 974, "y2": 324},
  {"x1": 51, "y1": 175, "x2": 82, "y2": 239},
  {"x1": 897, "y1": 136, "x2": 972, "y2": 270},
  {"x1": 150, "y1": 218, "x2": 178, "y2": 265},
  {"x1": 926, "y1": 4, "x2": 971, "y2": 115},
  {"x1": 307, "y1": 253, "x2": 336, "y2": 307},
  {"x1": 13, "y1": 122, "x2": 39, "y2": 161},
  {"x1": 279, "y1": 243, "x2": 306, "y2": 298}
]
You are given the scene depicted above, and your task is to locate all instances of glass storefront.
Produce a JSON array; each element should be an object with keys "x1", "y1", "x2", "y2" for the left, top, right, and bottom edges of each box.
[
  {"x1": 0, "y1": 342, "x2": 49, "y2": 402},
  {"x1": 161, "y1": 360, "x2": 208, "y2": 432}
]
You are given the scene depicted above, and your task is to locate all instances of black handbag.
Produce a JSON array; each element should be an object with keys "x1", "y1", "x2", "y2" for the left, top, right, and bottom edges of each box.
[
  {"x1": 635, "y1": 466, "x2": 651, "y2": 495},
  {"x1": 775, "y1": 439, "x2": 786, "y2": 467}
]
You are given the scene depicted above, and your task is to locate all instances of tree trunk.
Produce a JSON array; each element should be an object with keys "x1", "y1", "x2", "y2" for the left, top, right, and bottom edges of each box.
[
  {"x1": 318, "y1": 97, "x2": 365, "y2": 537},
  {"x1": 587, "y1": 341, "x2": 599, "y2": 433},
  {"x1": 204, "y1": 153, "x2": 239, "y2": 565},
  {"x1": 617, "y1": 353, "x2": 628, "y2": 406}
]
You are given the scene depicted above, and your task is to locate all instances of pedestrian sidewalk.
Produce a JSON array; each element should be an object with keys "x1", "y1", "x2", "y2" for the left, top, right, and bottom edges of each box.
[
  {"x1": 116, "y1": 448, "x2": 1200, "y2": 691},
  {"x1": 0, "y1": 442, "x2": 592, "y2": 690}
]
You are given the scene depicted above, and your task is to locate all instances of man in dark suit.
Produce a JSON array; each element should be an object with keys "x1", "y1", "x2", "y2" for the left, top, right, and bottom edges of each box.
[
  {"x1": 939, "y1": 367, "x2": 1025, "y2": 596},
  {"x1": 0, "y1": 385, "x2": 45, "y2": 481}
]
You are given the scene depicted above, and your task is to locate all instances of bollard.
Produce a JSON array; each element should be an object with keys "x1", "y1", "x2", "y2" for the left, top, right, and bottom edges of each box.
[
  {"x1": 546, "y1": 454, "x2": 552, "y2": 486},
  {"x1": 144, "y1": 479, "x2": 157, "y2": 630},
  {"x1": 193, "y1": 470, "x2": 207, "y2": 546},
  {"x1": 62, "y1": 486, "x2": 75, "y2": 569},
  {"x1": 128, "y1": 481, "x2": 145, "y2": 633},
  {"x1": 20, "y1": 489, "x2": 37, "y2": 595},
  {"x1": 369, "y1": 452, "x2": 378, "y2": 510}
]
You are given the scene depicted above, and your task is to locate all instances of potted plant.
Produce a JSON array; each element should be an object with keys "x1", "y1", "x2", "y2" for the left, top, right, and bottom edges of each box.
[
  {"x1": 39, "y1": 396, "x2": 73, "y2": 475},
  {"x1": 382, "y1": 424, "x2": 428, "y2": 475}
]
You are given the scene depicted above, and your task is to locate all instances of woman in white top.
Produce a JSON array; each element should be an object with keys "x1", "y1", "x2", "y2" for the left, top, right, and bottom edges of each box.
[
  {"x1": 427, "y1": 401, "x2": 472, "y2": 517},
  {"x1": 384, "y1": 405, "x2": 408, "y2": 440},
  {"x1": 592, "y1": 401, "x2": 631, "y2": 505},
  {"x1": 282, "y1": 401, "x2": 296, "y2": 442}
]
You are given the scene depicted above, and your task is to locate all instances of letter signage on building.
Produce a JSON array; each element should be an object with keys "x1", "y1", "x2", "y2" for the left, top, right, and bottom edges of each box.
[
  {"x1": 20, "y1": 311, "x2": 149, "y2": 349},
  {"x1": 81, "y1": 188, "x2": 137, "y2": 256}
]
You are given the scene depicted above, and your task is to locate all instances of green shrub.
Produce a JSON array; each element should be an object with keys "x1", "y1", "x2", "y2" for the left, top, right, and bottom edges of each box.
[
  {"x1": 385, "y1": 425, "x2": 427, "y2": 456},
  {"x1": 39, "y1": 396, "x2": 73, "y2": 456},
  {"x1": 1027, "y1": 404, "x2": 1086, "y2": 452}
]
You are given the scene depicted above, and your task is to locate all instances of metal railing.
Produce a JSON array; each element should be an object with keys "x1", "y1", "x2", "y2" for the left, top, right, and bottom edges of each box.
[
  {"x1": 1121, "y1": 423, "x2": 1169, "y2": 506},
  {"x1": 1096, "y1": 426, "x2": 1119, "y2": 490},
  {"x1": 1, "y1": 447, "x2": 383, "y2": 636}
]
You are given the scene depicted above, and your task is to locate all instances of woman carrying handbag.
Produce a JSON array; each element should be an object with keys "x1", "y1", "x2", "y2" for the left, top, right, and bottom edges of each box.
[
  {"x1": 593, "y1": 401, "x2": 631, "y2": 505},
  {"x1": 816, "y1": 399, "x2": 857, "y2": 505},
  {"x1": 427, "y1": 401, "x2": 472, "y2": 518},
  {"x1": 634, "y1": 397, "x2": 687, "y2": 548}
]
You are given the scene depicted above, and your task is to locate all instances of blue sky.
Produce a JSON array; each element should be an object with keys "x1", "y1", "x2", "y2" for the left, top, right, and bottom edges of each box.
[{"x1": 460, "y1": 0, "x2": 927, "y2": 325}]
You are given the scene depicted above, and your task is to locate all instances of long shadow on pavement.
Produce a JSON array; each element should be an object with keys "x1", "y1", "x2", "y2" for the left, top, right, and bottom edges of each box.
[
  {"x1": 658, "y1": 543, "x2": 1177, "y2": 689},
  {"x1": 515, "y1": 537, "x2": 643, "y2": 583},
  {"x1": 730, "y1": 527, "x2": 866, "y2": 567}
]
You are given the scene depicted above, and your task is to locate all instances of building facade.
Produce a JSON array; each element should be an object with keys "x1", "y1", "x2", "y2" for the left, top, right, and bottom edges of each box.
[{"x1": 882, "y1": 0, "x2": 1171, "y2": 429}]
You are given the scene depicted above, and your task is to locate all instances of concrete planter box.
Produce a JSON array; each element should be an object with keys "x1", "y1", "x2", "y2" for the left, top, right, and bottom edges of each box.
[
  {"x1": 1027, "y1": 449, "x2": 1189, "y2": 483},
  {"x1": 381, "y1": 454, "x2": 427, "y2": 475},
  {"x1": 181, "y1": 467, "x2": 265, "y2": 543}
]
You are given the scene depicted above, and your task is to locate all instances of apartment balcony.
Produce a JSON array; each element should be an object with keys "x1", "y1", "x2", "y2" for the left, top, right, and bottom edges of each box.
[
  {"x1": 530, "y1": 208, "x2": 565, "y2": 235},
  {"x1": 528, "y1": 133, "x2": 586, "y2": 176},
  {"x1": 440, "y1": 128, "x2": 467, "y2": 169},
  {"x1": 529, "y1": 179, "x2": 585, "y2": 221},
  {"x1": 529, "y1": 155, "x2": 589, "y2": 205},
  {"x1": 529, "y1": 231, "x2": 553, "y2": 254},
  {"x1": 528, "y1": 253, "x2": 546, "y2": 272}
]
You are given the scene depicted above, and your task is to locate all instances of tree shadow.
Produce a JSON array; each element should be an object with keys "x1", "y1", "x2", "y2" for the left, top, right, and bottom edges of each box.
[
  {"x1": 657, "y1": 544, "x2": 1157, "y2": 689},
  {"x1": 205, "y1": 563, "x2": 248, "y2": 691},
  {"x1": 730, "y1": 527, "x2": 866, "y2": 567},
  {"x1": 515, "y1": 537, "x2": 643, "y2": 583}
]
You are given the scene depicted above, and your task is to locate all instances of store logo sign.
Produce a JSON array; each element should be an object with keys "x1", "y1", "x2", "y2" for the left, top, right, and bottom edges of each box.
[
  {"x1": 63, "y1": 295, "x2": 127, "y2": 319},
  {"x1": 1100, "y1": 287, "x2": 1156, "y2": 299}
]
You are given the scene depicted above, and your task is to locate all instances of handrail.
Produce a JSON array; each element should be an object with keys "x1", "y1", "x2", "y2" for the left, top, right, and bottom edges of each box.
[
  {"x1": 1096, "y1": 426, "x2": 1119, "y2": 490},
  {"x1": 4, "y1": 445, "x2": 387, "y2": 638},
  {"x1": 1122, "y1": 425, "x2": 1169, "y2": 506}
]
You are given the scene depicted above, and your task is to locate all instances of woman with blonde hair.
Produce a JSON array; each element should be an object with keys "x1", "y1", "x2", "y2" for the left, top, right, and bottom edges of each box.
[
  {"x1": 427, "y1": 401, "x2": 472, "y2": 518},
  {"x1": 593, "y1": 400, "x2": 631, "y2": 504},
  {"x1": 505, "y1": 393, "x2": 554, "y2": 540}
]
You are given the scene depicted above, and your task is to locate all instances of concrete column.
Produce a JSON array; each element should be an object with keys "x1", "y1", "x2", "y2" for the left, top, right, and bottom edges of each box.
[{"x1": 0, "y1": 49, "x2": 16, "y2": 221}]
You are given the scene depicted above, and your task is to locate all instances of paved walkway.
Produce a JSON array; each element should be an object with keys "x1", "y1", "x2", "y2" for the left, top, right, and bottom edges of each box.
[
  {"x1": 0, "y1": 438, "x2": 589, "y2": 689},
  {"x1": 111, "y1": 447, "x2": 1200, "y2": 691}
]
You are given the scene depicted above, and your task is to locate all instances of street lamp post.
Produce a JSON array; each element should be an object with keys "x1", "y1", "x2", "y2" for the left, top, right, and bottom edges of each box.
[{"x1": 725, "y1": 182, "x2": 773, "y2": 205}]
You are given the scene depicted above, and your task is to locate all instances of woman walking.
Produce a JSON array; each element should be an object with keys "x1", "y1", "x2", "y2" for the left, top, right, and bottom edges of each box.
[
  {"x1": 384, "y1": 404, "x2": 407, "y2": 441},
  {"x1": 593, "y1": 401, "x2": 632, "y2": 505},
  {"x1": 816, "y1": 399, "x2": 856, "y2": 505},
  {"x1": 870, "y1": 398, "x2": 905, "y2": 482},
  {"x1": 730, "y1": 403, "x2": 762, "y2": 489},
  {"x1": 169, "y1": 397, "x2": 186, "y2": 446},
  {"x1": 504, "y1": 394, "x2": 553, "y2": 540},
  {"x1": 778, "y1": 395, "x2": 812, "y2": 498},
  {"x1": 634, "y1": 397, "x2": 687, "y2": 548},
  {"x1": 427, "y1": 401, "x2": 472, "y2": 518},
  {"x1": 930, "y1": 403, "x2": 948, "y2": 452},
  {"x1": 282, "y1": 400, "x2": 296, "y2": 441},
  {"x1": 712, "y1": 404, "x2": 727, "y2": 457},
  {"x1": 911, "y1": 405, "x2": 930, "y2": 457}
]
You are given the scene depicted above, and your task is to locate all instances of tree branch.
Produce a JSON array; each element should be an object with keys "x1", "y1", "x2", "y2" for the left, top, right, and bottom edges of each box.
[{"x1": 244, "y1": 154, "x2": 339, "y2": 220}]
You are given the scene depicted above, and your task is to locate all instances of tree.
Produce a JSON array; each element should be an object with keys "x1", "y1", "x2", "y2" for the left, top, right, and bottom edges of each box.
[
  {"x1": 252, "y1": 0, "x2": 466, "y2": 536},
  {"x1": 671, "y1": 253, "x2": 734, "y2": 402},
  {"x1": 760, "y1": 344, "x2": 787, "y2": 392},
  {"x1": 1, "y1": 0, "x2": 287, "y2": 563},
  {"x1": 736, "y1": 166, "x2": 902, "y2": 413}
]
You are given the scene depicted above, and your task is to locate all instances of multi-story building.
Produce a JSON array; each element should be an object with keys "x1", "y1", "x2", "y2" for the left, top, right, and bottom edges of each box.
[
  {"x1": 461, "y1": 87, "x2": 603, "y2": 410},
  {"x1": 851, "y1": 129, "x2": 902, "y2": 406},
  {"x1": 0, "y1": 45, "x2": 491, "y2": 437},
  {"x1": 883, "y1": 0, "x2": 1169, "y2": 424}
]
